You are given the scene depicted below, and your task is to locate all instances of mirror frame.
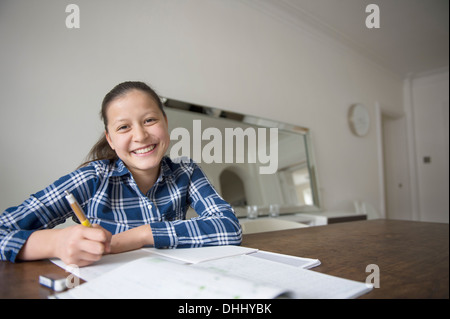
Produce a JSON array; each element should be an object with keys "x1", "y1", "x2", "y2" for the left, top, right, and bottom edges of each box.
[{"x1": 161, "y1": 97, "x2": 321, "y2": 215}]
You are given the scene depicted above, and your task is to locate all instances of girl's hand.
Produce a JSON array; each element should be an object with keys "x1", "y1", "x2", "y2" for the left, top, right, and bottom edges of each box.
[{"x1": 54, "y1": 224, "x2": 112, "y2": 267}]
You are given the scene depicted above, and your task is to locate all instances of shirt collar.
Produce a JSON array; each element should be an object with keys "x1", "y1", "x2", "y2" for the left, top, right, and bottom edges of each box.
[
  {"x1": 110, "y1": 158, "x2": 129, "y2": 177},
  {"x1": 110, "y1": 157, "x2": 174, "y2": 181},
  {"x1": 160, "y1": 156, "x2": 174, "y2": 180}
]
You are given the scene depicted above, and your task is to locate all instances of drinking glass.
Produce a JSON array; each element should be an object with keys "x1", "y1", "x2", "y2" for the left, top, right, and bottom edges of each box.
[
  {"x1": 246, "y1": 205, "x2": 258, "y2": 219},
  {"x1": 269, "y1": 204, "x2": 280, "y2": 217}
]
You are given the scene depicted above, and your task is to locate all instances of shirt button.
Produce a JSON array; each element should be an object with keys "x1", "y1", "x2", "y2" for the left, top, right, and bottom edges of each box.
[{"x1": 148, "y1": 203, "x2": 152, "y2": 209}]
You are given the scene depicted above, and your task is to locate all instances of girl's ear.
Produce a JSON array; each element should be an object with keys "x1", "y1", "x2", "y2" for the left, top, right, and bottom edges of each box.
[{"x1": 105, "y1": 131, "x2": 115, "y2": 150}]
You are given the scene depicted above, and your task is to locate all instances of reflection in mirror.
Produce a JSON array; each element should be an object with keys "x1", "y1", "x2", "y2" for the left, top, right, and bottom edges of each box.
[{"x1": 162, "y1": 98, "x2": 320, "y2": 217}]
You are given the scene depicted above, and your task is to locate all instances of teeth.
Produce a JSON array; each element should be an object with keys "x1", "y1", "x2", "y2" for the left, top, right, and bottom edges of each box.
[{"x1": 133, "y1": 145, "x2": 155, "y2": 154}]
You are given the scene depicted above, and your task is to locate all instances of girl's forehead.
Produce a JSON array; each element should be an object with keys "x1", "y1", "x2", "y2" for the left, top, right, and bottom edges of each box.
[{"x1": 107, "y1": 90, "x2": 161, "y2": 115}]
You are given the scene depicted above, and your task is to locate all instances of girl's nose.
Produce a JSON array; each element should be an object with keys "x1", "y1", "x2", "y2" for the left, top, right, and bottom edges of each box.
[{"x1": 133, "y1": 125, "x2": 149, "y2": 142}]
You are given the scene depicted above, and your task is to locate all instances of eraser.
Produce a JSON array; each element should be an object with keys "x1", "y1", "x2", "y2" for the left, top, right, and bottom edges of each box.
[{"x1": 39, "y1": 273, "x2": 67, "y2": 292}]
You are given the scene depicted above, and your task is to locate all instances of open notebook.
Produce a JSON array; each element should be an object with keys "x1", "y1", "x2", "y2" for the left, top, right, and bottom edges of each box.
[
  {"x1": 50, "y1": 245, "x2": 371, "y2": 299},
  {"x1": 50, "y1": 245, "x2": 320, "y2": 282}
]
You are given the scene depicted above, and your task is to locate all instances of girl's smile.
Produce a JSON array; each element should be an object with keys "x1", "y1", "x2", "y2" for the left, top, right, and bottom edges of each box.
[{"x1": 131, "y1": 144, "x2": 157, "y2": 156}]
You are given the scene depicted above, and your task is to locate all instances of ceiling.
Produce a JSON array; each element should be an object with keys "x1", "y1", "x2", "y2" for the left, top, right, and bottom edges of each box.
[{"x1": 246, "y1": 0, "x2": 449, "y2": 77}]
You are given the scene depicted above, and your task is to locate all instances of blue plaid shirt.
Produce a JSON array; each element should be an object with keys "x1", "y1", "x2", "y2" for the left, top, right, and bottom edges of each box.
[{"x1": 0, "y1": 156, "x2": 242, "y2": 262}]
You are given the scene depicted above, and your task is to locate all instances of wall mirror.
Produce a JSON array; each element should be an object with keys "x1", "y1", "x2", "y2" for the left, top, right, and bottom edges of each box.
[{"x1": 162, "y1": 98, "x2": 321, "y2": 217}]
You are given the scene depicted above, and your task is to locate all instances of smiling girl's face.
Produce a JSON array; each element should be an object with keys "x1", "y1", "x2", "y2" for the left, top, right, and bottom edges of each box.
[{"x1": 105, "y1": 89, "x2": 170, "y2": 179}]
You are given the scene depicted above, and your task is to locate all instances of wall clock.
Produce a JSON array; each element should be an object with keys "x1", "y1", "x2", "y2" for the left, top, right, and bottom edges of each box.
[{"x1": 348, "y1": 103, "x2": 370, "y2": 137}]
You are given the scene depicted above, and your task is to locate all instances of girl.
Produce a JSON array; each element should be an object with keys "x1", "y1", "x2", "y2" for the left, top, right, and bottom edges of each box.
[{"x1": 0, "y1": 81, "x2": 242, "y2": 266}]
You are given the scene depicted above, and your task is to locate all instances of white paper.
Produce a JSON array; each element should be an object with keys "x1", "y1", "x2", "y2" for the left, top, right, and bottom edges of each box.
[
  {"x1": 55, "y1": 254, "x2": 372, "y2": 299},
  {"x1": 50, "y1": 246, "x2": 371, "y2": 299},
  {"x1": 50, "y1": 245, "x2": 257, "y2": 281},
  {"x1": 54, "y1": 257, "x2": 288, "y2": 299},
  {"x1": 50, "y1": 249, "x2": 154, "y2": 281},
  {"x1": 248, "y1": 250, "x2": 321, "y2": 269},
  {"x1": 143, "y1": 245, "x2": 258, "y2": 264},
  {"x1": 194, "y1": 255, "x2": 372, "y2": 299}
]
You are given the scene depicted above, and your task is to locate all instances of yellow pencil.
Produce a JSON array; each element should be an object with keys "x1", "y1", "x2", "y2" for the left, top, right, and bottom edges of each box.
[{"x1": 64, "y1": 191, "x2": 92, "y2": 227}]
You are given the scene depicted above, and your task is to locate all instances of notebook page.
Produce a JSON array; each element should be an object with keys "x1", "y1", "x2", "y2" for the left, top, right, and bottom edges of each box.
[
  {"x1": 194, "y1": 255, "x2": 373, "y2": 299},
  {"x1": 53, "y1": 257, "x2": 288, "y2": 299},
  {"x1": 51, "y1": 246, "x2": 257, "y2": 281},
  {"x1": 50, "y1": 249, "x2": 156, "y2": 281},
  {"x1": 142, "y1": 245, "x2": 258, "y2": 264},
  {"x1": 248, "y1": 250, "x2": 321, "y2": 269}
]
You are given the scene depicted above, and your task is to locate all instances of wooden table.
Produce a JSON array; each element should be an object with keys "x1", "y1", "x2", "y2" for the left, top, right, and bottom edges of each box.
[
  {"x1": 0, "y1": 219, "x2": 448, "y2": 299},
  {"x1": 243, "y1": 219, "x2": 449, "y2": 298}
]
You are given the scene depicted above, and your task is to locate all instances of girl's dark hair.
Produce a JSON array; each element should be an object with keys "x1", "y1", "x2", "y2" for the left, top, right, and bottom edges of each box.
[{"x1": 79, "y1": 81, "x2": 165, "y2": 167}]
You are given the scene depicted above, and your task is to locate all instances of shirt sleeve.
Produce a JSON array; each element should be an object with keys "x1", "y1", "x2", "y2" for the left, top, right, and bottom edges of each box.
[
  {"x1": 150, "y1": 162, "x2": 242, "y2": 249},
  {"x1": 0, "y1": 166, "x2": 99, "y2": 262}
]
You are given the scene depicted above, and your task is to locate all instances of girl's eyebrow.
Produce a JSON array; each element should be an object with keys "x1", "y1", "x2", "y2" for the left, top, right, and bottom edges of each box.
[
  {"x1": 111, "y1": 118, "x2": 129, "y2": 126},
  {"x1": 110, "y1": 112, "x2": 160, "y2": 126}
]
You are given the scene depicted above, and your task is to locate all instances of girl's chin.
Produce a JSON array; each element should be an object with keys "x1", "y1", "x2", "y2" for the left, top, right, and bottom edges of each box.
[{"x1": 125, "y1": 156, "x2": 162, "y2": 171}]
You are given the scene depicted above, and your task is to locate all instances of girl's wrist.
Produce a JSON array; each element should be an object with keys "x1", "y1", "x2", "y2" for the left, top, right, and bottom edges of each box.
[
  {"x1": 139, "y1": 224, "x2": 154, "y2": 247},
  {"x1": 110, "y1": 224, "x2": 154, "y2": 253},
  {"x1": 17, "y1": 228, "x2": 62, "y2": 261}
]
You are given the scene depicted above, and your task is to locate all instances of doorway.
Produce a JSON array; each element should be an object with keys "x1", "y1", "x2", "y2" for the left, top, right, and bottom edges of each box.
[
  {"x1": 377, "y1": 104, "x2": 412, "y2": 220},
  {"x1": 219, "y1": 168, "x2": 248, "y2": 206}
]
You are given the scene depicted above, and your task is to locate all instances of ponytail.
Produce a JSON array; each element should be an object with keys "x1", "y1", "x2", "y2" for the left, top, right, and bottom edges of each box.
[{"x1": 79, "y1": 134, "x2": 117, "y2": 168}]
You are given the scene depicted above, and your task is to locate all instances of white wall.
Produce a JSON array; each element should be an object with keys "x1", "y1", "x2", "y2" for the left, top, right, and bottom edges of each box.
[{"x1": 0, "y1": 0, "x2": 404, "y2": 216}]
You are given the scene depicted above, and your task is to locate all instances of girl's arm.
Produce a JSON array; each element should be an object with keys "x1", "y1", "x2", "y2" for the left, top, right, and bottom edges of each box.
[
  {"x1": 17, "y1": 224, "x2": 112, "y2": 267},
  {"x1": 149, "y1": 160, "x2": 242, "y2": 249},
  {"x1": 0, "y1": 165, "x2": 99, "y2": 262},
  {"x1": 109, "y1": 224, "x2": 154, "y2": 254}
]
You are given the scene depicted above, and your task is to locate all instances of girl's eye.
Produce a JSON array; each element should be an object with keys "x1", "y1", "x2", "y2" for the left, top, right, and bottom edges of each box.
[
  {"x1": 144, "y1": 118, "x2": 155, "y2": 124},
  {"x1": 117, "y1": 125, "x2": 129, "y2": 131}
]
